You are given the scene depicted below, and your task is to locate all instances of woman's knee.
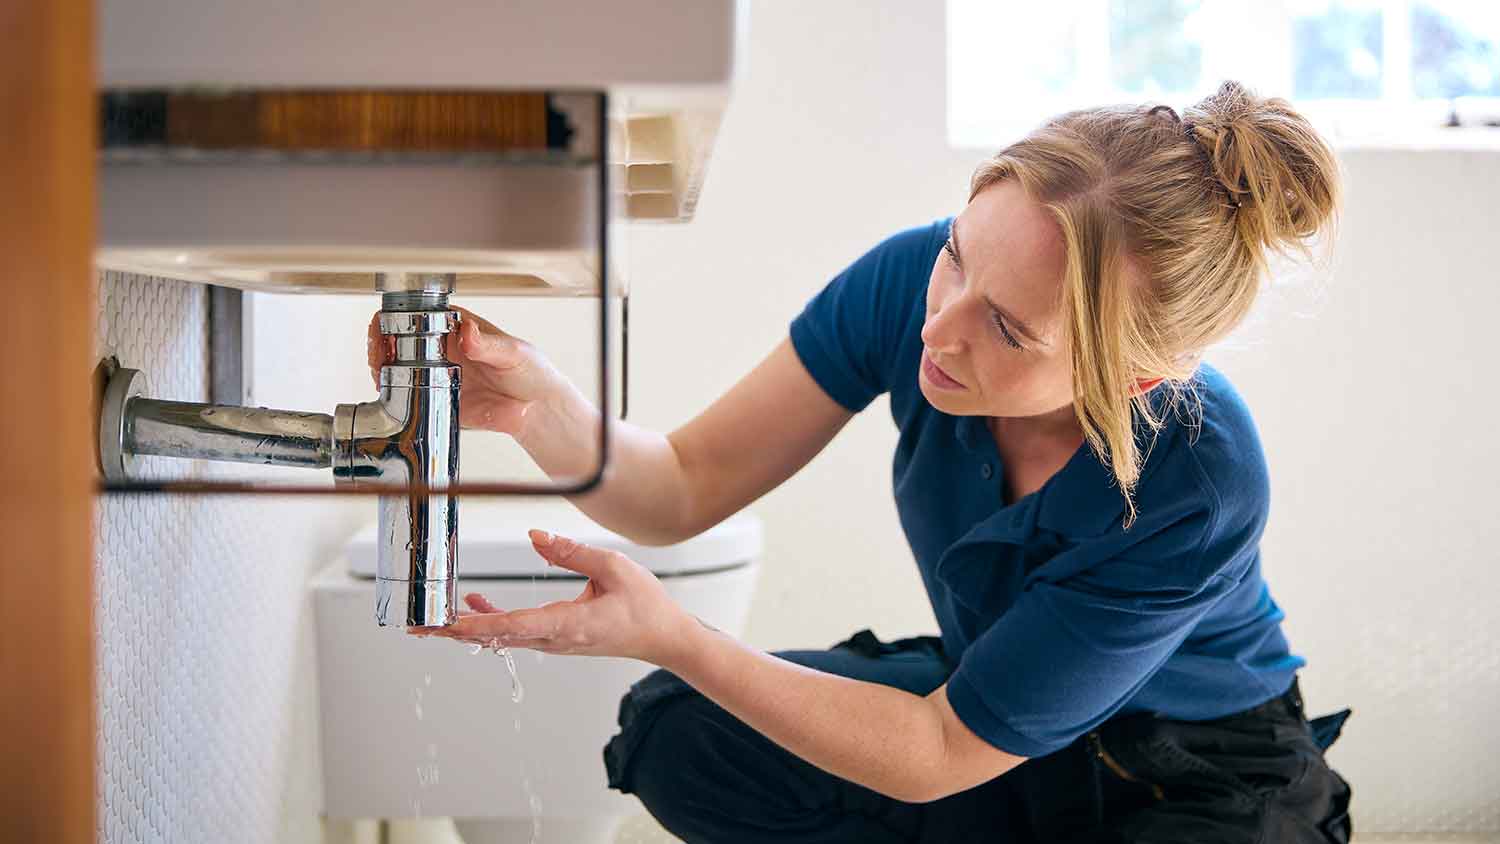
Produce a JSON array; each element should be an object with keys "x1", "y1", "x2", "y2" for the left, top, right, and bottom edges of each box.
[
  {"x1": 606, "y1": 672, "x2": 803, "y2": 811},
  {"x1": 622, "y1": 695, "x2": 722, "y2": 800},
  {"x1": 604, "y1": 668, "x2": 716, "y2": 795},
  {"x1": 606, "y1": 685, "x2": 783, "y2": 844}
]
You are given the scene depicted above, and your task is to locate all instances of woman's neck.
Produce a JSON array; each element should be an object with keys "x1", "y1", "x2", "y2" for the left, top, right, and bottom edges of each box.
[
  {"x1": 986, "y1": 403, "x2": 1085, "y2": 504},
  {"x1": 987, "y1": 402, "x2": 1082, "y2": 450}
]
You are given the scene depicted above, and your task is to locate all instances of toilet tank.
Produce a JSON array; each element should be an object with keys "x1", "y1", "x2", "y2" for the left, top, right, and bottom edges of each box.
[{"x1": 311, "y1": 502, "x2": 761, "y2": 821}]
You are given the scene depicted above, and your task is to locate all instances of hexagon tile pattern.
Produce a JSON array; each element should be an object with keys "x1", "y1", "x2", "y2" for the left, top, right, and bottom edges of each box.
[{"x1": 94, "y1": 272, "x2": 325, "y2": 844}]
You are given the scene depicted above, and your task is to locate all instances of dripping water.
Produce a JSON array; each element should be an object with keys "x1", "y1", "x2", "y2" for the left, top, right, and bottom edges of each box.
[
  {"x1": 495, "y1": 641, "x2": 524, "y2": 705},
  {"x1": 468, "y1": 636, "x2": 537, "y2": 838}
]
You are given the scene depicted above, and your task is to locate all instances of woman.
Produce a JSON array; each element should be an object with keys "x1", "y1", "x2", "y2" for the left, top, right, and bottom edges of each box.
[{"x1": 380, "y1": 81, "x2": 1355, "y2": 842}]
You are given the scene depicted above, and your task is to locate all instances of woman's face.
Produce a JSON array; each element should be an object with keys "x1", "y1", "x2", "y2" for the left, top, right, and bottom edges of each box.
[{"x1": 920, "y1": 180, "x2": 1075, "y2": 419}]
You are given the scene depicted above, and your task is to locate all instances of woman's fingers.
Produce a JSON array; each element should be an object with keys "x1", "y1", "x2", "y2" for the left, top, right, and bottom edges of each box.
[
  {"x1": 465, "y1": 593, "x2": 500, "y2": 613},
  {"x1": 407, "y1": 533, "x2": 637, "y2": 656},
  {"x1": 411, "y1": 626, "x2": 560, "y2": 653},
  {"x1": 366, "y1": 312, "x2": 392, "y2": 389},
  {"x1": 372, "y1": 305, "x2": 523, "y2": 377},
  {"x1": 422, "y1": 603, "x2": 575, "y2": 642},
  {"x1": 408, "y1": 604, "x2": 509, "y2": 638},
  {"x1": 529, "y1": 531, "x2": 621, "y2": 584},
  {"x1": 486, "y1": 605, "x2": 574, "y2": 639},
  {"x1": 455, "y1": 317, "x2": 527, "y2": 371},
  {"x1": 448, "y1": 305, "x2": 506, "y2": 338}
]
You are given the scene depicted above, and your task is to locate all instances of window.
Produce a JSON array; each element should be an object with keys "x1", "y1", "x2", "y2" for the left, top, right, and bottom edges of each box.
[{"x1": 947, "y1": 0, "x2": 1500, "y2": 148}]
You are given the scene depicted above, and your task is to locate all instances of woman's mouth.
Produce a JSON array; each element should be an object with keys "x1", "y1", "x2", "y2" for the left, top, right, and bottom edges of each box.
[{"x1": 921, "y1": 351, "x2": 966, "y2": 391}]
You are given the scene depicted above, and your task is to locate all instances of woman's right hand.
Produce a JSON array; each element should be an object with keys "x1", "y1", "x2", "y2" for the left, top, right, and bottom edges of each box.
[{"x1": 366, "y1": 305, "x2": 570, "y2": 439}]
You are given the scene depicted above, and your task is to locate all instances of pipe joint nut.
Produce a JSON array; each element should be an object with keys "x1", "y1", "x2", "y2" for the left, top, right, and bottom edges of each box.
[{"x1": 379, "y1": 310, "x2": 458, "y2": 337}]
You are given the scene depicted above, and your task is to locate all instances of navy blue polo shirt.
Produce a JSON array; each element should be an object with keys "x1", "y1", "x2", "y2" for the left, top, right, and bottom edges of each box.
[{"x1": 788, "y1": 219, "x2": 1304, "y2": 758}]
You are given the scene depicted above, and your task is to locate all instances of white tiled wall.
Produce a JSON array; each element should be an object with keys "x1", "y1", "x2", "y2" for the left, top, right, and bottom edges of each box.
[{"x1": 94, "y1": 271, "x2": 341, "y2": 844}]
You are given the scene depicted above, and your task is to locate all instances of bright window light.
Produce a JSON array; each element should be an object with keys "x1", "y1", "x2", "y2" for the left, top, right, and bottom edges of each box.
[{"x1": 947, "y1": 0, "x2": 1500, "y2": 148}]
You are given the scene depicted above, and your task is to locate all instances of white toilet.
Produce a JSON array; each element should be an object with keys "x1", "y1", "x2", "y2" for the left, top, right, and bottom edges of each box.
[{"x1": 312, "y1": 501, "x2": 762, "y2": 844}]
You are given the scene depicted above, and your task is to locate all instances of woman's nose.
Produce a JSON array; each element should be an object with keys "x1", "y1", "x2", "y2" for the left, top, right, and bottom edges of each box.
[{"x1": 921, "y1": 301, "x2": 964, "y2": 354}]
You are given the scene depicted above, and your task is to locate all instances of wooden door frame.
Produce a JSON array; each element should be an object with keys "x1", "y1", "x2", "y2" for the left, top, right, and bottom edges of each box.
[{"x1": 0, "y1": 0, "x2": 97, "y2": 841}]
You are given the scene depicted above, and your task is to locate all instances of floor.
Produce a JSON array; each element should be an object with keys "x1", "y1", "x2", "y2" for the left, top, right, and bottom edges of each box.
[
  {"x1": 325, "y1": 816, "x2": 1498, "y2": 844},
  {"x1": 613, "y1": 814, "x2": 676, "y2": 843},
  {"x1": 607, "y1": 817, "x2": 1500, "y2": 844}
]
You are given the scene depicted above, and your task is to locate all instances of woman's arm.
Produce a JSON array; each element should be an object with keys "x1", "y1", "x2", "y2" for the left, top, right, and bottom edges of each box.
[
  {"x1": 664, "y1": 617, "x2": 1028, "y2": 803},
  {"x1": 422, "y1": 532, "x2": 1028, "y2": 803}
]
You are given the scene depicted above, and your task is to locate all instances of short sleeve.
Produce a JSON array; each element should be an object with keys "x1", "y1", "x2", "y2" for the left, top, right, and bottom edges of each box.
[
  {"x1": 789, "y1": 221, "x2": 944, "y2": 413},
  {"x1": 945, "y1": 507, "x2": 1252, "y2": 758}
]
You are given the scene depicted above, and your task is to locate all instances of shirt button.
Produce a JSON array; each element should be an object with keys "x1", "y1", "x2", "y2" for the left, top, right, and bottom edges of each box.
[{"x1": 980, "y1": 463, "x2": 993, "y2": 480}]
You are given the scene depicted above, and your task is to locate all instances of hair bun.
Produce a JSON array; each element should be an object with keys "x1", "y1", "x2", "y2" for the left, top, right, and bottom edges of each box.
[{"x1": 1184, "y1": 81, "x2": 1340, "y2": 259}]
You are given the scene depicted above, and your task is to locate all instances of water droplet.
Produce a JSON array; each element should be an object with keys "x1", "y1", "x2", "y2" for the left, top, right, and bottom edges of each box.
[
  {"x1": 468, "y1": 643, "x2": 484, "y2": 655},
  {"x1": 494, "y1": 644, "x2": 525, "y2": 704},
  {"x1": 522, "y1": 776, "x2": 543, "y2": 844}
]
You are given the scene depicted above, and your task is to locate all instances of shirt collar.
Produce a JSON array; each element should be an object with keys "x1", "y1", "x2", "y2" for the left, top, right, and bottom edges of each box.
[
  {"x1": 1035, "y1": 443, "x2": 1128, "y2": 537},
  {"x1": 951, "y1": 391, "x2": 1185, "y2": 541},
  {"x1": 954, "y1": 414, "x2": 989, "y2": 453},
  {"x1": 1036, "y1": 397, "x2": 1186, "y2": 538}
]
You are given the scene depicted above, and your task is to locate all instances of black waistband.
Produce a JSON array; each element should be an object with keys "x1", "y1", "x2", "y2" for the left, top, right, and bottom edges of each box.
[{"x1": 1240, "y1": 675, "x2": 1305, "y2": 721}]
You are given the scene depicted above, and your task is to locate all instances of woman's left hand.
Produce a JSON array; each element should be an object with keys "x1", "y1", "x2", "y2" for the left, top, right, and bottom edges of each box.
[{"x1": 410, "y1": 530, "x2": 695, "y2": 667}]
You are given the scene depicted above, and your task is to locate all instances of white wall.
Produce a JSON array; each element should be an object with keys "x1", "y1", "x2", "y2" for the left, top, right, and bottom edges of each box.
[
  {"x1": 246, "y1": 0, "x2": 1498, "y2": 837},
  {"x1": 1210, "y1": 145, "x2": 1500, "y2": 835}
]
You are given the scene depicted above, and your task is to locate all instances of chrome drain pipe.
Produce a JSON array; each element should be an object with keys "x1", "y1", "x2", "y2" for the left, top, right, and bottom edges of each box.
[{"x1": 99, "y1": 272, "x2": 461, "y2": 627}]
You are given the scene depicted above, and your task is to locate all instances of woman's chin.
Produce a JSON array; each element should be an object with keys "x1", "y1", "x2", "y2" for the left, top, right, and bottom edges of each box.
[{"x1": 919, "y1": 379, "x2": 970, "y2": 414}]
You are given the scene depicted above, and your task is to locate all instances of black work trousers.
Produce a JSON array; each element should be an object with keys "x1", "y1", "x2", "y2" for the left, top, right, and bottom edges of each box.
[{"x1": 603, "y1": 630, "x2": 1354, "y2": 843}]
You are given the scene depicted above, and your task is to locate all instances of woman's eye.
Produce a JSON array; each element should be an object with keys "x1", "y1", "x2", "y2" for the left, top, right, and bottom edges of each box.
[
  {"x1": 991, "y1": 311, "x2": 1023, "y2": 350},
  {"x1": 942, "y1": 239, "x2": 960, "y2": 268}
]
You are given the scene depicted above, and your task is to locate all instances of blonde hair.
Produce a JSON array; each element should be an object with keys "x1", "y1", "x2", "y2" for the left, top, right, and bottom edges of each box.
[{"x1": 969, "y1": 81, "x2": 1341, "y2": 524}]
